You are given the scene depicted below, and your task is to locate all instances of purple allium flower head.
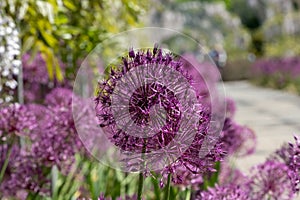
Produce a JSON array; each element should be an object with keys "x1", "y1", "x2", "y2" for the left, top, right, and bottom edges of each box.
[
  {"x1": 95, "y1": 45, "x2": 224, "y2": 172},
  {"x1": 0, "y1": 103, "x2": 37, "y2": 137},
  {"x1": 159, "y1": 164, "x2": 204, "y2": 188},
  {"x1": 218, "y1": 161, "x2": 248, "y2": 186},
  {"x1": 78, "y1": 193, "x2": 137, "y2": 200},
  {"x1": 196, "y1": 184, "x2": 251, "y2": 200},
  {"x1": 21, "y1": 53, "x2": 69, "y2": 103},
  {"x1": 0, "y1": 90, "x2": 84, "y2": 197},
  {"x1": 0, "y1": 104, "x2": 40, "y2": 197},
  {"x1": 220, "y1": 118, "x2": 256, "y2": 156},
  {"x1": 1, "y1": 150, "x2": 51, "y2": 197},
  {"x1": 45, "y1": 87, "x2": 73, "y2": 106},
  {"x1": 272, "y1": 135, "x2": 300, "y2": 193},
  {"x1": 28, "y1": 88, "x2": 83, "y2": 170},
  {"x1": 225, "y1": 98, "x2": 236, "y2": 118},
  {"x1": 250, "y1": 160, "x2": 296, "y2": 200},
  {"x1": 22, "y1": 53, "x2": 49, "y2": 84}
]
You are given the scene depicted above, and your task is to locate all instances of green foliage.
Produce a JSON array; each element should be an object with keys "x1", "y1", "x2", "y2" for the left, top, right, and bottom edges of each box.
[
  {"x1": 228, "y1": 0, "x2": 265, "y2": 30},
  {"x1": 265, "y1": 36, "x2": 300, "y2": 57},
  {"x1": 1, "y1": 0, "x2": 147, "y2": 80}
]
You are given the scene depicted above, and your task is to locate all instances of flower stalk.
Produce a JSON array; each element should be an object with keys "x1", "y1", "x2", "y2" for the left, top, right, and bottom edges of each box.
[{"x1": 164, "y1": 173, "x2": 172, "y2": 200}]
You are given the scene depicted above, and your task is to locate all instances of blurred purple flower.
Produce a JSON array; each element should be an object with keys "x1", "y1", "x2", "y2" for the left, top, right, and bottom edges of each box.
[
  {"x1": 250, "y1": 160, "x2": 296, "y2": 200},
  {"x1": 272, "y1": 136, "x2": 300, "y2": 193},
  {"x1": 0, "y1": 88, "x2": 84, "y2": 197},
  {"x1": 0, "y1": 103, "x2": 37, "y2": 137},
  {"x1": 30, "y1": 88, "x2": 82, "y2": 170},
  {"x1": 22, "y1": 53, "x2": 69, "y2": 103},
  {"x1": 196, "y1": 184, "x2": 251, "y2": 200},
  {"x1": 220, "y1": 118, "x2": 256, "y2": 156},
  {"x1": 1, "y1": 150, "x2": 51, "y2": 197},
  {"x1": 181, "y1": 53, "x2": 220, "y2": 105},
  {"x1": 45, "y1": 87, "x2": 73, "y2": 106},
  {"x1": 252, "y1": 57, "x2": 300, "y2": 88},
  {"x1": 0, "y1": 104, "x2": 51, "y2": 197},
  {"x1": 225, "y1": 98, "x2": 236, "y2": 118},
  {"x1": 218, "y1": 162, "x2": 248, "y2": 186}
]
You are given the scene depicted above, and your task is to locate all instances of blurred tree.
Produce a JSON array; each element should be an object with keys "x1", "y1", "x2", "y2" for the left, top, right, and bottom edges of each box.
[
  {"x1": 228, "y1": 0, "x2": 266, "y2": 30},
  {"x1": 226, "y1": 0, "x2": 267, "y2": 56},
  {"x1": 1, "y1": 0, "x2": 147, "y2": 80},
  {"x1": 149, "y1": 0, "x2": 250, "y2": 60}
]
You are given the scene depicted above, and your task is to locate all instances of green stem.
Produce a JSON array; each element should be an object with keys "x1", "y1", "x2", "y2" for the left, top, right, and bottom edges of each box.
[
  {"x1": 137, "y1": 172, "x2": 144, "y2": 200},
  {"x1": 164, "y1": 173, "x2": 172, "y2": 200},
  {"x1": 185, "y1": 186, "x2": 191, "y2": 200},
  {"x1": 124, "y1": 172, "x2": 129, "y2": 195},
  {"x1": 137, "y1": 139, "x2": 147, "y2": 200},
  {"x1": 0, "y1": 138, "x2": 15, "y2": 184}
]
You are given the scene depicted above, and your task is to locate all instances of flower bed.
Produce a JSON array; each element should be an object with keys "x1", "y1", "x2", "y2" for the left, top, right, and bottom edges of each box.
[
  {"x1": 252, "y1": 57, "x2": 300, "y2": 94},
  {"x1": 1, "y1": 47, "x2": 300, "y2": 199}
]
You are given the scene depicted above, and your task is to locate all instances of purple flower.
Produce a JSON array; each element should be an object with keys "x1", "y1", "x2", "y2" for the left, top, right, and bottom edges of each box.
[
  {"x1": 0, "y1": 104, "x2": 51, "y2": 197},
  {"x1": 1, "y1": 150, "x2": 51, "y2": 197},
  {"x1": 272, "y1": 136, "x2": 300, "y2": 193},
  {"x1": 95, "y1": 45, "x2": 225, "y2": 173},
  {"x1": 252, "y1": 57, "x2": 300, "y2": 88},
  {"x1": 225, "y1": 98, "x2": 236, "y2": 118},
  {"x1": 22, "y1": 53, "x2": 50, "y2": 84},
  {"x1": 78, "y1": 193, "x2": 137, "y2": 200},
  {"x1": 0, "y1": 88, "x2": 85, "y2": 197},
  {"x1": 250, "y1": 160, "x2": 296, "y2": 200},
  {"x1": 218, "y1": 162, "x2": 248, "y2": 186},
  {"x1": 196, "y1": 184, "x2": 251, "y2": 200},
  {"x1": 44, "y1": 87, "x2": 73, "y2": 106},
  {"x1": 220, "y1": 118, "x2": 256, "y2": 156},
  {"x1": 181, "y1": 53, "x2": 220, "y2": 106},
  {"x1": 0, "y1": 103, "x2": 37, "y2": 137},
  {"x1": 29, "y1": 88, "x2": 83, "y2": 170},
  {"x1": 22, "y1": 53, "x2": 69, "y2": 103}
]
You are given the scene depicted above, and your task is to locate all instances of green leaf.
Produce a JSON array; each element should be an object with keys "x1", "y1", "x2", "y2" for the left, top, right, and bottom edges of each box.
[
  {"x1": 40, "y1": 45, "x2": 54, "y2": 80},
  {"x1": 54, "y1": 56, "x2": 64, "y2": 81},
  {"x1": 63, "y1": 0, "x2": 76, "y2": 11},
  {"x1": 22, "y1": 36, "x2": 35, "y2": 54},
  {"x1": 151, "y1": 176, "x2": 161, "y2": 200}
]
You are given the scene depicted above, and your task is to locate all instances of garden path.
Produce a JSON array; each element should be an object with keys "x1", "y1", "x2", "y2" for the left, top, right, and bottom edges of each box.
[{"x1": 224, "y1": 81, "x2": 300, "y2": 173}]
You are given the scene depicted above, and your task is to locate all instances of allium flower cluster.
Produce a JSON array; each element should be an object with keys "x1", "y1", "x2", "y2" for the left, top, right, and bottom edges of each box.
[
  {"x1": 196, "y1": 184, "x2": 251, "y2": 200},
  {"x1": 0, "y1": 104, "x2": 50, "y2": 196},
  {"x1": 30, "y1": 88, "x2": 83, "y2": 170},
  {"x1": 252, "y1": 57, "x2": 300, "y2": 89},
  {"x1": 197, "y1": 136, "x2": 300, "y2": 200},
  {"x1": 95, "y1": 45, "x2": 225, "y2": 173},
  {"x1": 250, "y1": 160, "x2": 296, "y2": 200},
  {"x1": 253, "y1": 57, "x2": 300, "y2": 79},
  {"x1": 0, "y1": 88, "x2": 83, "y2": 197},
  {"x1": 273, "y1": 136, "x2": 300, "y2": 193},
  {"x1": 96, "y1": 45, "x2": 189, "y2": 152},
  {"x1": 218, "y1": 162, "x2": 248, "y2": 186},
  {"x1": 181, "y1": 53, "x2": 220, "y2": 105},
  {"x1": 0, "y1": 103, "x2": 36, "y2": 136},
  {"x1": 225, "y1": 98, "x2": 236, "y2": 118},
  {"x1": 220, "y1": 118, "x2": 256, "y2": 156},
  {"x1": 1, "y1": 150, "x2": 51, "y2": 196},
  {"x1": 22, "y1": 53, "x2": 69, "y2": 103}
]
